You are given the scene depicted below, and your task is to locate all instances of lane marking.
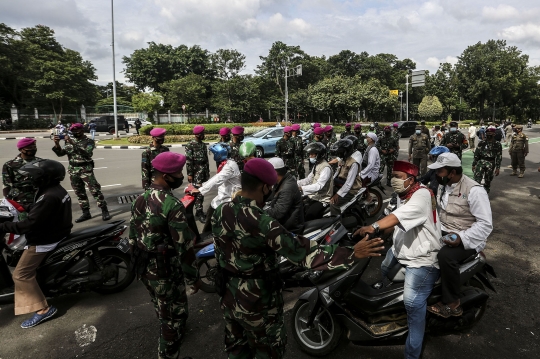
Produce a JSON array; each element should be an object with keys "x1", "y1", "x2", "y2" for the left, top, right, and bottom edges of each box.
[
  {"x1": 93, "y1": 167, "x2": 107, "y2": 170},
  {"x1": 67, "y1": 184, "x2": 121, "y2": 192}
]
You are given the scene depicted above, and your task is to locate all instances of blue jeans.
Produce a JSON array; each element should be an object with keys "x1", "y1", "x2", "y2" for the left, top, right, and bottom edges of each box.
[
  {"x1": 90, "y1": 130, "x2": 96, "y2": 140},
  {"x1": 381, "y1": 250, "x2": 440, "y2": 359}
]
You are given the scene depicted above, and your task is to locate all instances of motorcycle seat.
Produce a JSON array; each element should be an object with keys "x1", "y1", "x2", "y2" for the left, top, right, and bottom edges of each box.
[
  {"x1": 60, "y1": 221, "x2": 124, "y2": 246},
  {"x1": 367, "y1": 175, "x2": 383, "y2": 188},
  {"x1": 302, "y1": 217, "x2": 337, "y2": 235}
]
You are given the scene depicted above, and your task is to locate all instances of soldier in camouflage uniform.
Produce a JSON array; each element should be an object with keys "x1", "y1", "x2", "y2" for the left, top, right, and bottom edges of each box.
[
  {"x1": 291, "y1": 124, "x2": 305, "y2": 179},
  {"x1": 377, "y1": 126, "x2": 400, "y2": 186},
  {"x1": 142, "y1": 128, "x2": 170, "y2": 190},
  {"x1": 340, "y1": 123, "x2": 353, "y2": 139},
  {"x1": 324, "y1": 125, "x2": 338, "y2": 148},
  {"x1": 275, "y1": 126, "x2": 297, "y2": 178},
  {"x1": 373, "y1": 122, "x2": 382, "y2": 136},
  {"x1": 408, "y1": 125, "x2": 431, "y2": 176},
  {"x1": 185, "y1": 125, "x2": 210, "y2": 222},
  {"x1": 309, "y1": 127, "x2": 327, "y2": 171},
  {"x1": 229, "y1": 126, "x2": 245, "y2": 172},
  {"x1": 508, "y1": 125, "x2": 529, "y2": 178},
  {"x1": 307, "y1": 123, "x2": 321, "y2": 144},
  {"x1": 2, "y1": 138, "x2": 41, "y2": 208},
  {"x1": 129, "y1": 151, "x2": 201, "y2": 359},
  {"x1": 472, "y1": 127, "x2": 502, "y2": 193},
  {"x1": 392, "y1": 123, "x2": 401, "y2": 142},
  {"x1": 212, "y1": 158, "x2": 384, "y2": 359},
  {"x1": 353, "y1": 124, "x2": 367, "y2": 156},
  {"x1": 440, "y1": 121, "x2": 468, "y2": 160},
  {"x1": 53, "y1": 123, "x2": 110, "y2": 223}
]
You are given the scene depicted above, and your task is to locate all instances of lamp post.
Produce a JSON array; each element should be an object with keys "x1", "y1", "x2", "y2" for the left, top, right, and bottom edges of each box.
[
  {"x1": 284, "y1": 63, "x2": 302, "y2": 123},
  {"x1": 399, "y1": 91, "x2": 403, "y2": 121},
  {"x1": 111, "y1": 0, "x2": 118, "y2": 138}
]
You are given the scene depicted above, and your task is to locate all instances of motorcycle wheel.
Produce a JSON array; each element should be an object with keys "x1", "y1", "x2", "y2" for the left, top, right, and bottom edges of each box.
[
  {"x1": 197, "y1": 257, "x2": 218, "y2": 293},
  {"x1": 463, "y1": 278, "x2": 487, "y2": 328},
  {"x1": 365, "y1": 188, "x2": 383, "y2": 218},
  {"x1": 292, "y1": 299, "x2": 343, "y2": 356},
  {"x1": 92, "y1": 249, "x2": 135, "y2": 295}
]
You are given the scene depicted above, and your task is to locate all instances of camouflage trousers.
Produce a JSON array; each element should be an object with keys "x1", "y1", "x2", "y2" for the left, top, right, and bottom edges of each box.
[
  {"x1": 191, "y1": 167, "x2": 209, "y2": 214},
  {"x1": 141, "y1": 258, "x2": 189, "y2": 359},
  {"x1": 412, "y1": 156, "x2": 428, "y2": 176},
  {"x1": 469, "y1": 137, "x2": 476, "y2": 149},
  {"x1": 473, "y1": 160, "x2": 496, "y2": 193},
  {"x1": 379, "y1": 155, "x2": 396, "y2": 183},
  {"x1": 295, "y1": 156, "x2": 305, "y2": 180},
  {"x1": 510, "y1": 151, "x2": 526, "y2": 172},
  {"x1": 69, "y1": 166, "x2": 106, "y2": 210}
]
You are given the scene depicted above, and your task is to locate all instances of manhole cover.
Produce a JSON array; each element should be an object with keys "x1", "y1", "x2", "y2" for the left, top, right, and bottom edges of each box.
[{"x1": 117, "y1": 194, "x2": 140, "y2": 204}]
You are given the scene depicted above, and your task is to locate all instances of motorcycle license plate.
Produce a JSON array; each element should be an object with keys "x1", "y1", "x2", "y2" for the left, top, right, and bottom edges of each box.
[{"x1": 116, "y1": 238, "x2": 130, "y2": 253}]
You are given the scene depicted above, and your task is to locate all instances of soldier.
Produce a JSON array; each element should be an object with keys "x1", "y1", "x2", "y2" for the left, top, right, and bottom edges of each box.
[
  {"x1": 291, "y1": 124, "x2": 305, "y2": 179},
  {"x1": 185, "y1": 125, "x2": 210, "y2": 223},
  {"x1": 377, "y1": 126, "x2": 400, "y2": 186},
  {"x1": 420, "y1": 120, "x2": 430, "y2": 136},
  {"x1": 408, "y1": 125, "x2": 431, "y2": 176},
  {"x1": 229, "y1": 126, "x2": 245, "y2": 172},
  {"x1": 219, "y1": 127, "x2": 231, "y2": 143},
  {"x1": 340, "y1": 123, "x2": 353, "y2": 139},
  {"x1": 275, "y1": 126, "x2": 297, "y2": 178},
  {"x1": 2, "y1": 138, "x2": 42, "y2": 209},
  {"x1": 212, "y1": 158, "x2": 384, "y2": 359},
  {"x1": 440, "y1": 121, "x2": 468, "y2": 160},
  {"x1": 373, "y1": 121, "x2": 382, "y2": 136},
  {"x1": 129, "y1": 151, "x2": 202, "y2": 359},
  {"x1": 141, "y1": 128, "x2": 169, "y2": 190},
  {"x1": 392, "y1": 123, "x2": 400, "y2": 141},
  {"x1": 309, "y1": 126, "x2": 327, "y2": 171},
  {"x1": 472, "y1": 127, "x2": 502, "y2": 193},
  {"x1": 53, "y1": 123, "x2": 110, "y2": 222},
  {"x1": 353, "y1": 124, "x2": 366, "y2": 156},
  {"x1": 508, "y1": 125, "x2": 529, "y2": 178},
  {"x1": 307, "y1": 123, "x2": 320, "y2": 143},
  {"x1": 324, "y1": 125, "x2": 338, "y2": 148}
]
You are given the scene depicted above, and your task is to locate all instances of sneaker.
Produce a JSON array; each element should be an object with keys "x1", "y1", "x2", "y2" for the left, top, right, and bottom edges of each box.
[{"x1": 21, "y1": 306, "x2": 57, "y2": 329}]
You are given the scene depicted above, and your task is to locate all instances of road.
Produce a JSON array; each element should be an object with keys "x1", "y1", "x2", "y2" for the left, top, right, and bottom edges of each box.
[{"x1": 1, "y1": 129, "x2": 539, "y2": 359}]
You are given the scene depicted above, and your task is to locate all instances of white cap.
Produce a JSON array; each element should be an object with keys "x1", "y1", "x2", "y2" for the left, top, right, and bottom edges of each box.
[
  {"x1": 366, "y1": 132, "x2": 378, "y2": 142},
  {"x1": 267, "y1": 157, "x2": 285, "y2": 169},
  {"x1": 427, "y1": 152, "x2": 462, "y2": 169}
]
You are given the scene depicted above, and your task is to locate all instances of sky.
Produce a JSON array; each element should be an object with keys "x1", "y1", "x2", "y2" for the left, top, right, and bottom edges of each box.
[{"x1": 2, "y1": 0, "x2": 540, "y2": 86}]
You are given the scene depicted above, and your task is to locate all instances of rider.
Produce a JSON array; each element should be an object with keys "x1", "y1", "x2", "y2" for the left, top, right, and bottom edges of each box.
[
  {"x1": 297, "y1": 142, "x2": 334, "y2": 221},
  {"x1": 360, "y1": 132, "x2": 381, "y2": 201},
  {"x1": 191, "y1": 142, "x2": 241, "y2": 234},
  {"x1": 419, "y1": 146, "x2": 450, "y2": 196},
  {"x1": 0, "y1": 159, "x2": 72, "y2": 328},
  {"x1": 329, "y1": 139, "x2": 362, "y2": 215},
  {"x1": 239, "y1": 141, "x2": 257, "y2": 163}
]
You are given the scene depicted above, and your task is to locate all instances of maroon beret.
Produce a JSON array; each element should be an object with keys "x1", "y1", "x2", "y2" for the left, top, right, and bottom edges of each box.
[
  {"x1": 219, "y1": 127, "x2": 231, "y2": 136},
  {"x1": 291, "y1": 124, "x2": 300, "y2": 131},
  {"x1": 283, "y1": 126, "x2": 292, "y2": 133},
  {"x1": 232, "y1": 126, "x2": 244, "y2": 135},
  {"x1": 313, "y1": 123, "x2": 321, "y2": 128},
  {"x1": 17, "y1": 138, "x2": 36, "y2": 149},
  {"x1": 193, "y1": 125, "x2": 205, "y2": 135},
  {"x1": 324, "y1": 125, "x2": 333, "y2": 132},
  {"x1": 345, "y1": 123, "x2": 351, "y2": 128},
  {"x1": 354, "y1": 124, "x2": 362, "y2": 130},
  {"x1": 152, "y1": 152, "x2": 186, "y2": 174},
  {"x1": 150, "y1": 128, "x2": 167, "y2": 137},
  {"x1": 244, "y1": 158, "x2": 277, "y2": 186},
  {"x1": 70, "y1": 123, "x2": 83, "y2": 131},
  {"x1": 314, "y1": 127, "x2": 325, "y2": 135}
]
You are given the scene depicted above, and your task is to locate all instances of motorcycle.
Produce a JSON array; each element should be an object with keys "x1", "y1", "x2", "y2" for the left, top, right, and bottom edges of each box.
[
  {"x1": 0, "y1": 206, "x2": 135, "y2": 301},
  {"x1": 321, "y1": 188, "x2": 369, "y2": 231},
  {"x1": 181, "y1": 184, "x2": 214, "y2": 250},
  {"x1": 363, "y1": 175, "x2": 386, "y2": 218},
  {"x1": 527, "y1": 121, "x2": 532, "y2": 129},
  {"x1": 290, "y1": 243, "x2": 497, "y2": 356}
]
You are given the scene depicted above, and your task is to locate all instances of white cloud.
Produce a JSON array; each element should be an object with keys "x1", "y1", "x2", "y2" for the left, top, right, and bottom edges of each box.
[
  {"x1": 482, "y1": 4, "x2": 520, "y2": 22},
  {"x1": 499, "y1": 23, "x2": 540, "y2": 44},
  {"x1": 426, "y1": 56, "x2": 459, "y2": 70}
]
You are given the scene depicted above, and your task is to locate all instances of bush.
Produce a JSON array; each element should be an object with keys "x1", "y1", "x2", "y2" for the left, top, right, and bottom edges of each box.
[
  {"x1": 128, "y1": 134, "x2": 221, "y2": 144},
  {"x1": 140, "y1": 123, "x2": 275, "y2": 136}
]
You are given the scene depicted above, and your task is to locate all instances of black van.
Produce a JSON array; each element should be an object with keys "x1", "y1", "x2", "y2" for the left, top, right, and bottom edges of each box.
[{"x1": 85, "y1": 115, "x2": 126, "y2": 134}]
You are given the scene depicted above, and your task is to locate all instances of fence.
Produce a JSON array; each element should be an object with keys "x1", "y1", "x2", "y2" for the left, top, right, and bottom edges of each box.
[{"x1": 156, "y1": 113, "x2": 207, "y2": 124}]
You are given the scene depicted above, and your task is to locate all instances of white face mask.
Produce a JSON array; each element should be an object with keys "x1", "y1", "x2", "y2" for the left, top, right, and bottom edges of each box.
[
  {"x1": 390, "y1": 177, "x2": 411, "y2": 194},
  {"x1": 450, "y1": 127, "x2": 457, "y2": 132},
  {"x1": 309, "y1": 157, "x2": 317, "y2": 164},
  {"x1": 415, "y1": 130, "x2": 421, "y2": 134}
]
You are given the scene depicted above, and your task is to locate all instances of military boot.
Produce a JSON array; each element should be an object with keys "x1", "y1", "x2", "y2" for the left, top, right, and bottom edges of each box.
[
  {"x1": 518, "y1": 171, "x2": 524, "y2": 178},
  {"x1": 195, "y1": 210, "x2": 206, "y2": 224},
  {"x1": 75, "y1": 209, "x2": 92, "y2": 223},
  {"x1": 101, "y1": 206, "x2": 111, "y2": 221},
  {"x1": 510, "y1": 170, "x2": 517, "y2": 176}
]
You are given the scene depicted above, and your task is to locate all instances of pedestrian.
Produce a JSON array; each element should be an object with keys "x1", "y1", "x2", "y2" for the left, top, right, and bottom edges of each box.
[
  {"x1": 124, "y1": 118, "x2": 129, "y2": 133},
  {"x1": 508, "y1": 125, "x2": 529, "y2": 178},
  {"x1": 135, "y1": 119, "x2": 142, "y2": 135},
  {"x1": 89, "y1": 120, "x2": 97, "y2": 140},
  {"x1": 129, "y1": 151, "x2": 202, "y2": 359},
  {"x1": 353, "y1": 124, "x2": 366, "y2": 156},
  {"x1": 468, "y1": 123, "x2": 477, "y2": 150},
  {"x1": 477, "y1": 126, "x2": 486, "y2": 141},
  {"x1": 420, "y1": 120, "x2": 430, "y2": 136},
  {"x1": 228, "y1": 126, "x2": 245, "y2": 171},
  {"x1": 432, "y1": 125, "x2": 443, "y2": 147},
  {"x1": 211, "y1": 158, "x2": 384, "y2": 359},
  {"x1": 275, "y1": 126, "x2": 297, "y2": 178},
  {"x1": 2, "y1": 138, "x2": 42, "y2": 209},
  {"x1": 440, "y1": 121, "x2": 468, "y2": 160},
  {"x1": 472, "y1": 127, "x2": 502, "y2": 193},
  {"x1": 340, "y1": 123, "x2": 353, "y2": 139},
  {"x1": 504, "y1": 122, "x2": 514, "y2": 147},
  {"x1": 141, "y1": 128, "x2": 169, "y2": 190},
  {"x1": 377, "y1": 126, "x2": 400, "y2": 186},
  {"x1": 290, "y1": 124, "x2": 305, "y2": 179},
  {"x1": 185, "y1": 125, "x2": 210, "y2": 223},
  {"x1": 408, "y1": 125, "x2": 431, "y2": 176}
]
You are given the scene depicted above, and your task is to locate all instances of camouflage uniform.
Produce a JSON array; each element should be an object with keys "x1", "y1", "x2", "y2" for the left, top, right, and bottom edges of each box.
[
  {"x1": 212, "y1": 196, "x2": 355, "y2": 359},
  {"x1": 472, "y1": 140, "x2": 502, "y2": 193},
  {"x1": 340, "y1": 130, "x2": 353, "y2": 139},
  {"x1": 326, "y1": 132, "x2": 338, "y2": 149},
  {"x1": 228, "y1": 141, "x2": 244, "y2": 172},
  {"x1": 440, "y1": 131, "x2": 468, "y2": 160},
  {"x1": 52, "y1": 136, "x2": 107, "y2": 210},
  {"x1": 275, "y1": 137, "x2": 297, "y2": 177},
  {"x1": 142, "y1": 146, "x2": 170, "y2": 190},
  {"x1": 509, "y1": 131, "x2": 529, "y2": 176},
  {"x1": 354, "y1": 131, "x2": 367, "y2": 156},
  {"x1": 129, "y1": 184, "x2": 198, "y2": 359},
  {"x1": 2, "y1": 155, "x2": 42, "y2": 207},
  {"x1": 377, "y1": 134, "x2": 400, "y2": 183},
  {"x1": 291, "y1": 135, "x2": 305, "y2": 179},
  {"x1": 408, "y1": 133, "x2": 431, "y2": 176},
  {"x1": 185, "y1": 140, "x2": 210, "y2": 213}
]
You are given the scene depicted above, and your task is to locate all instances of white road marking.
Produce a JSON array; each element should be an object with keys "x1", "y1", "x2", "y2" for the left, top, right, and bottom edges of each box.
[
  {"x1": 93, "y1": 167, "x2": 107, "y2": 170},
  {"x1": 74, "y1": 324, "x2": 97, "y2": 347},
  {"x1": 67, "y1": 184, "x2": 121, "y2": 192}
]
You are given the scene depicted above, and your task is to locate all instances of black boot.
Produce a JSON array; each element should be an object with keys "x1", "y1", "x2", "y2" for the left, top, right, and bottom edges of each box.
[
  {"x1": 195, "y1": 210, "x2": 206, "y2": 224},
  {"x1": 101, "y1": 207, "x2": 111, "y2": 221},
  {"x1": 75, "y1": 209, "x2": 92, "y2": 223}
]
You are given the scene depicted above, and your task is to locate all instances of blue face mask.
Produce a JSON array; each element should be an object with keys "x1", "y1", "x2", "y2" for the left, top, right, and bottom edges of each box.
[
  {"x1": 415, "y1": 130, "x2": 421, "y2": 134},
  {"x1": 309, "y1": 158, "x2": 317, "y2": 164},
  {"x1": 450, "y1": 127, "x2": 457, "y2": 132}
]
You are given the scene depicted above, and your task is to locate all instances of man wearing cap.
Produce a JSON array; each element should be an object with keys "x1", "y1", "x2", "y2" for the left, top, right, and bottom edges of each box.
[
  {"x1": 2, "y1": 138, "x2": 42, "y2": 208},
  {"x1": 212, "y1": 158, "x2": 384, "y2": 359},
  {"x1": 229, "y1": 126, "x2": 245, "y2": 171},
  {"x1": 308, "y1": 123, "x2": 321, "y2": 143},
  {"x1": 340, "y1": 123, "x2": 353, "y2": 139},
  {"x1": 185, "y1": 125, "x2": 210, "y2": 222},
  {"x1": 53, "y1": 123, "x2": 110, "y2": 222},
  {"x1": 324, "y1": 125, "x2": 337, "y2": 148},
  {"x1": 141, "y1": 128, "x2": 169, "y2": 190},
  {"x1": 129, "y1": 151, "x2": 202, "y2": 359},
  {"x1": 508, "y1": 125, "x2": 529, "y2": 178},
  {"x1": 377, "y1": 126, "x2": 400, "y2": 186},
  {"x1": 440, "y1": 121, "x2": 468, "y2": 160},
  {"x1": 408, "y1": 125, "x2": 431, "y2": 176},
  {"x1": 420, "y1": 120, "x2": 430, "y2": 136},
  {"x1": 275, "y1": 126, "x2": 297, "y2": 178},
  {"x1": 291, "y1": 124, "x2": 305, "y2": 179},
  {"x1": 353, "y1": 124, "x2": 367, "y2": 155},
  {"x1": 360, "y1": 132, "x2": 381, "y2": 195},
  {"x1": 504, "y1": 122, "x2": 514, "y2": 146},
  {"x1": 219, "y1": 127, "x2": 231, "y2": 144},
  {"x1": 355, "y1": 160, "x2": 441, "y2": 359},
  {"x1": 468, "y1": 123, "x2": 477, "y2": 150},
  {"x1": 265, "y1": 157, "x2": 304, "y2": 233},
  {"x1": 426, "y1": 152, "x2": 492, "y2": 321},
  {"x1": 309, "y1": 127, "x2": 327, "y2": 171},
  {"x1": 472, "y1": 127, "x2": 502, "y2": 193}
]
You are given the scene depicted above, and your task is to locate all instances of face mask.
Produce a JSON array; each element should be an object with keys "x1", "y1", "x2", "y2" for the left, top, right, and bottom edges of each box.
[
  {"x1": 390, "y1": 177, "x2": 411, "y2": 194},
  {"x1": 385, "y1": 131, "x2": 391, "y2": 136},
  {"x1": 21, "y1": 149, "x2": 37, "y2": 157},
  {"x1": 198, "y1": 134, "x2": 205, "y2": 141},
  {"x1": 223, "y1": 135, "x2": 231, "y2": 142},
  {"x1": 450, "y1": 127, "x2": 457, "y2": 132},
  {"x1": 354, "y1": 131, "x2": 361, "y2": 136},
  {"x1": 73, "y1": 131, "x2": 84, "y2": 138},
  {"x1": 154, "y1": 137, "x2": 165, "y2": 145},
  {"x1": 415, "y1": 130, "x2": 421, "y2": 134},
  {"x1": 436, "y1": 175, "x2": 450, "y2": 186},
  {"x1": 486, "y1": 135, "x2": 494, "y2": 141},
  {"x1": 364, "y1": 139, "x2": 369, "y2": 146},
  {"x1": 262, "y1": 185, "x2": 272, "y2": 203},
  {"x1": 309, "y1": 157, "x2": 317, "y2": 164},
  {"x1": 164, "y1": 175, "x2": 184, "y2": 189}
]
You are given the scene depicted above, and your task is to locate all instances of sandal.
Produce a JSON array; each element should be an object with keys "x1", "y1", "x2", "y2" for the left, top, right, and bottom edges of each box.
[{"x1": 427, "y1": 302, "x2": 463, "y2": 318}]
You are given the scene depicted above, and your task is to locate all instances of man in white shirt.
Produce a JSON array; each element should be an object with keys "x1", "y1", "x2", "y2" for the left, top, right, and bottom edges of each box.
[
  {"x1": 360, "y1": 132, "x2": 380, "y2": 202},
  {"x1": 329, "y1": 139, "x2": 361, "y2": 215},
  {"x1": 468, "y1": 123, "x2": 477, "y2": 150},
  {"x1": 355, "y1": 160, "x2": 441, "y2": 359},
  {"x1": 425, "y1": 152, "x2": 492, "y2": 318}
]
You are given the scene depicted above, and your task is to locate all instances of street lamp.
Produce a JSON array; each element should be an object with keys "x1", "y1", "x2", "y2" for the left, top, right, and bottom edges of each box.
[
  {"x1": 399, "y1": 91, "x2": 403, "y2": 121},
  {"x1": 111, "y1": 0, "x2": 119, "y2": 138},
  {"x1": 284, "y1": 63, "x2": 302, "y2": 123}
]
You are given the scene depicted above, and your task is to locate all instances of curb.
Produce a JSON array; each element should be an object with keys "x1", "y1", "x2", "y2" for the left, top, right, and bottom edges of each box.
[
  {"x1": 96, "y1": 144, "x2": 184, "y2": 149},
  {"x1": 0, "y1": 133, "x2": 135, "y2": 140}
]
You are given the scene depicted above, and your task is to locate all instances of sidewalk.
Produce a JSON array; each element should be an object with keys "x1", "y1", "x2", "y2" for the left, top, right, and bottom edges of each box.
[{"x1": 0, "y1": 132, "x2": 135, "y2": 140}]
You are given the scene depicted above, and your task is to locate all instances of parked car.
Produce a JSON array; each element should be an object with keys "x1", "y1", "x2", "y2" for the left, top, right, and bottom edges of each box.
[
  {"x1": 395, "y1": 121, "x2": 418, "y2": 138},
  {"x1": 84, "y1": 115, "x2": 126, "y2": 134},
  {"x1": 243, "y1": 127, "x2": 306, "y2": 157},
  {"x1": 126, "y1": 118, "x2": 151, "y2": 128}
]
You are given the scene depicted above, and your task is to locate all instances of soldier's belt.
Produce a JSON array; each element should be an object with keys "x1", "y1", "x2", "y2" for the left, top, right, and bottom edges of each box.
[{"x1": 69, "y1": 161, "x2": 94, "y2": 167}]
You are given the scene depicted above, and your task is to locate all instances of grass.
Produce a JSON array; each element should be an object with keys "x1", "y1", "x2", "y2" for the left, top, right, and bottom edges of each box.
[{"x1": 96, "y1": 139, "x2": 185, "y2": 146}]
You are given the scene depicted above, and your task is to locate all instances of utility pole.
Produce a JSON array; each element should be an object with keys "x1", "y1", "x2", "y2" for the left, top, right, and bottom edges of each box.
[
  {"x1": 111, "y1": 0, "x2": 118, "y2": 138},
  {"x1": 399, "y1": 91, "x2": 403, "y2": 121},
  {"x1": 405, "y1": 74, "x2": 409, "y2": 122},
  {"x1": 284, "y1": 62, "x2": 302, "y2": 122}
]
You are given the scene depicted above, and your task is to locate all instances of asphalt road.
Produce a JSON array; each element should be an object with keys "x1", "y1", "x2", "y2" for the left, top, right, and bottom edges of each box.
[{"x1": 1, "y1": 129, "x2": 539, "y2": 359}]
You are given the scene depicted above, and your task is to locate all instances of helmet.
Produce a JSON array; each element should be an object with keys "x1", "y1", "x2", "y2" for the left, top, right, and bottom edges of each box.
[
  {"x1": 429, "y1": 146, "x2": 450, "y2": 159},
  {"x1": 374, "y1": 122, "x2": 379, "y2": 126},
  {"x1": 239, "y1": 141, "x2": 256, "y2": 159},
  {"x1": 209, "y1": 142, "x2": 230, "y2": 162},
  {"x1": 330, "y1": 139, "x2": 354, "y2": 159},
  {"x1": 304, "y1": 142, "x2": 327, "y2": 162},
  {"x1": 18, "y1": 159, "x2": 65, "y2": 188},
  {"x1": 343, "y1": 135, "x2": 358, "y2": 148}
]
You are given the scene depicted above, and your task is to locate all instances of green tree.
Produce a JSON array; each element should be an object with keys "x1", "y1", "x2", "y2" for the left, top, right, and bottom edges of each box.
[
  {"x1": 132, "y1": 92, "x2": 163, "y2": 117},
  {"x1": 418, "y1": 95, "x2": 443, "y2": 119},
  {"x1": 97, "y1": 81, "x2": 139, "y2": 102},
  {"x1": 161, "y1": 74, "x2": 208, "y2": 113}
]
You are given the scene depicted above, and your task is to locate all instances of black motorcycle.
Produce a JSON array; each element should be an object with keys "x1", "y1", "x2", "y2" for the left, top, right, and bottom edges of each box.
[
  {"x1": 290, "y1": 246, "x2": 497, "y2": 356},
  {"x1": 0, "y1": 208, "x2": 135, "y2": 301}
]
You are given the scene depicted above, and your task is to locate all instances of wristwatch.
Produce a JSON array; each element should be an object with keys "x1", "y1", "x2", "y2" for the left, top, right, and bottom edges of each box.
[{"x1": 371, "y1": 222, "x2": 380, "y2": 235}]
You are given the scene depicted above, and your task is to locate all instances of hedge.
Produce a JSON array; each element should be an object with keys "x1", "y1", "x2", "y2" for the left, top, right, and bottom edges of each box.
[{"x1": 128, "y1": 134, "x2": 222, "y2": 144}]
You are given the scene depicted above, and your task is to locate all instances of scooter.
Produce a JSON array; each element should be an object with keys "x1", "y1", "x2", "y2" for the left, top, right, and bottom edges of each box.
[
  {"x1": 181, "y1": 184, "x2": 214, "y2": 250},
  {"x1": 290, "y1": 243, "x2": 497, "y2": 356},
  {"x1": 0, "y1": 206, "x2": 135, "y2": 301}
]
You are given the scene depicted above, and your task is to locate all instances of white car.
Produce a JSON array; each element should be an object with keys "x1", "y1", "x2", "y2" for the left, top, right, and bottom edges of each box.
[{"x1": 126, "y1": 118, "x2": 151, "y2": 128}]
